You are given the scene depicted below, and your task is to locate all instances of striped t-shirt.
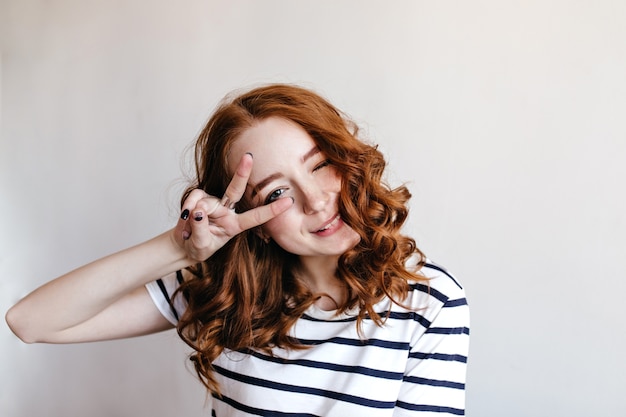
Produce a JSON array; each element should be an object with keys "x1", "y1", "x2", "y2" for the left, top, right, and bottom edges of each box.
[{"x1": 146, "y1": 263, "x2": 470, "y2": 416}]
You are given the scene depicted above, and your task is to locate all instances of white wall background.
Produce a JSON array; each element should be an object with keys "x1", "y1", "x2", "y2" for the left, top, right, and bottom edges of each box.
[{"x1": 2, "y1": 1, "x2": 625, "y2": 416}]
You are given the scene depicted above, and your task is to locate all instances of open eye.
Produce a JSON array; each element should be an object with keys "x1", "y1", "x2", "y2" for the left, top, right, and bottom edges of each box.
[{"x1": 265, "y1": 187, "x2": 288, "y2": 204}]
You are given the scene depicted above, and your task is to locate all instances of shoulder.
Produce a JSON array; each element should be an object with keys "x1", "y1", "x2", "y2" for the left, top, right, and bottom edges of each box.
[
  {"x1": 398, "y1": 259, "x2": 468, "y2": 315},
  {"x1": 418, "y1": 261, "x2": 466, "y2": 302}
]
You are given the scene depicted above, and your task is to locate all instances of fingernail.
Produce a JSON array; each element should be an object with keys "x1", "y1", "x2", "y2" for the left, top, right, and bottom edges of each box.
[
  {"x1": 194, "y1": 212, "x2": 203, "y2": 221},
  {"x1": 245, "y1": 152, "x2": 253, "y2": 158},
  {"x1": 180, "y1": 209, "x2": 190, "y2": 220},
  {"x1": 182, "y1": 230, "x2": 190, "y2": 240}
]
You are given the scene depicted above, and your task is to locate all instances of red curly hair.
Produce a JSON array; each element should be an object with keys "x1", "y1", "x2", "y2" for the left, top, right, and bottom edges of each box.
[{"x1": 176, "y1": 84, "x2": 426, "y2": 395}]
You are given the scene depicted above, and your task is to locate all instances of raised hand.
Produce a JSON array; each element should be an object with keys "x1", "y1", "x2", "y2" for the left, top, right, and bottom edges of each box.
[{"x1": 173, "y1": 153, "x2": 292, "y2": 262}]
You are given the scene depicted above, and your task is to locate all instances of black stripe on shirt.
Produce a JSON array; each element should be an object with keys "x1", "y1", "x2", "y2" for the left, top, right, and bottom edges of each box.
[
  {"x1": 155, "y1": 278, "x2": 179, "y2": 321},
  {"x1": 300, "y1": 314, "x2": 358, "y2": 323},
  {"x1": 302, "y1": 309, "x2": 431, "y2": 324},
  {"x1": 410, "y1": 282, "x2": 449, "y2": 304},
  {"x1": 301, "y1": 310, "x2": 432, "y2": 329},
  {"x1": 296, "y1": 336, "x2": 409, "y2": 350},
  {"x1": 215, "y1": 392, "x2": 320, "y2": 417},
  {"x1": 403, "y1": 375, "x2": 465, "y2": 390},
  {"x1": 409, "y1": 351, "x2": 468, "y2": 363},
  {"x1": 387, "y1": 310, "x2": 432, "y2": 328},
  {"x1": 395, "y1": 400, "x2": 465, "y2": 416},
  {"x1": 423, "y1": 262, "x2": 463, "y2": 290},
  {"x1": 242, "y1": 349, "x2": 404, "y2": 380},
  {"x1": 425, "y1": 327, "x2": 470, "y2": 336},
  {"x1": 444, "y1": 298, "x2": 468, "y2": 308},
  {"x1": 215, "y1": 365, "x2": 396, "y2": 409}
]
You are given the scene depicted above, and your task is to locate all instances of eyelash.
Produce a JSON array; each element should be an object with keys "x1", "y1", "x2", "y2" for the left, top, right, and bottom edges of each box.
[
  {"x1": 265, "y1": 188, "x2": 287, "y2": 204},
  {"x1": 314, "y1": 159, "x2": 331, "y2": 171},
  {"x1": 263, "y1": 159, "x2": 332, "y2": 205}
]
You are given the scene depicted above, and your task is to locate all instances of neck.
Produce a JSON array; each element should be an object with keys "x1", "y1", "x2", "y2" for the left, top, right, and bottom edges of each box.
[{"x1": 298, "y1": 255, "x2": 347, "y2": 310}]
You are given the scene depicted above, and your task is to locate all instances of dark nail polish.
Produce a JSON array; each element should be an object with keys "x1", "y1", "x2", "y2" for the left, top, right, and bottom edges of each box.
[
  {"x1": 180, "y1": 209, "x2": 190, "y2": 220},
  {"x1": 194, "y1": 212, "x2": 203, "y2": 221}
]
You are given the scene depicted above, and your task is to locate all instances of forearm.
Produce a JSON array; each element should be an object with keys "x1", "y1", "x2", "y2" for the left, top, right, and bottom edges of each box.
[
  {"x1": 6, "y1": 229, "x2": 191, "y2": 343},
  {"x1": 6, "y1": 177, "x2": 293, "y2": 344}
]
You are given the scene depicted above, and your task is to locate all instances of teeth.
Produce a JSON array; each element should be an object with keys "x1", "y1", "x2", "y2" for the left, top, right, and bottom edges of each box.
[{"x1": 318, "y1": 215, "x2": 339, "y2": 232}]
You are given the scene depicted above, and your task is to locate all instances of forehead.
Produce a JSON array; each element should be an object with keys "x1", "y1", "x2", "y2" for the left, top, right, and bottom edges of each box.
[{"x1": 227, "y1": 117, "x2": 317, "y2": 173}]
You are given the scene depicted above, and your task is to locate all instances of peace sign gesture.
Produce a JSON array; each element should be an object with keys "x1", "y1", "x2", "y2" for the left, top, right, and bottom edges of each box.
[{"x1": 173, "y1": 153, "x2": 293, "y2": 262}]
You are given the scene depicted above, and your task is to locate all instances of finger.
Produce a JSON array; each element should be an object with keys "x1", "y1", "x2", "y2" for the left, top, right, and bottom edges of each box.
[
  {"x1": 237, "y1": 197, "x2": 294, "y2": 232},
  {"x1": 176, "y1": 189, "x2": 210, "y2": 240},
  {"x1": 221, "y1": 153, "x2": 253, "y2": 209},
  {"x1": 173, "y1": 217, "x2": 191, "y2": 244},
  {"x1": 187, "y1": 203, "x2": 215, "y2": 249},
  {"x1": 181, "y1": 189, "x2": 210, "y2": 213}
]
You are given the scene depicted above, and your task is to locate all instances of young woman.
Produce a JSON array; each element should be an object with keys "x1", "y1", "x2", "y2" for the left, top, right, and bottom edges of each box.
[{"x1": 6, "y1": 84, "x2": 470, "y2": 416}]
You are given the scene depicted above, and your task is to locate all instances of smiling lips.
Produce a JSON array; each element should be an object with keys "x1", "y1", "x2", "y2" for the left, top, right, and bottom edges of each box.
[{"x1": 313, "y1": 214, "x2": 342, "y2": 236}]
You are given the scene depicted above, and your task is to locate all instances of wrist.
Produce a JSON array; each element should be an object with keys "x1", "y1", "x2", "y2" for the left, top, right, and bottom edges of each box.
[{"x1": 162, "y1": 228, "x2": 197, "y2": 271}]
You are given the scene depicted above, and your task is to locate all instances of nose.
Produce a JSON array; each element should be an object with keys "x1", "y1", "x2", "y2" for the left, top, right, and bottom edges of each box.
[{"x1": 301, "y1": 181, "x2": 329, "y2": 215}]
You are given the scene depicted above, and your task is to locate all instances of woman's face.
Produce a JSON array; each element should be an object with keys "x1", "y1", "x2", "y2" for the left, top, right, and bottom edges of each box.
[{"x1": 227, "y1": 117, "x2": 360, "y2": 260}]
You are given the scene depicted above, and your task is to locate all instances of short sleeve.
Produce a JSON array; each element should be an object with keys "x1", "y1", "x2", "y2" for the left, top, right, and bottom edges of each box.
[{"x1": 145, "y1": 271, "x2": 187, "y2": 325}]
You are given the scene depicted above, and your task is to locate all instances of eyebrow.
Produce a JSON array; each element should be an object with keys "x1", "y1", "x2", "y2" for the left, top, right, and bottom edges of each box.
[{"x1": 249, "y1": 146, "x2": 321, "y2": 200}]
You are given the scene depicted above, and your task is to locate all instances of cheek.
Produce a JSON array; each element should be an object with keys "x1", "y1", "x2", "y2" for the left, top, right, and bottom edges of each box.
[
  {"x1": 261, "y1": 210, "x2": 294, "y2": 240},
  {"x1": 325, "y1": 168, "x2": 342, "y2": 192}
]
